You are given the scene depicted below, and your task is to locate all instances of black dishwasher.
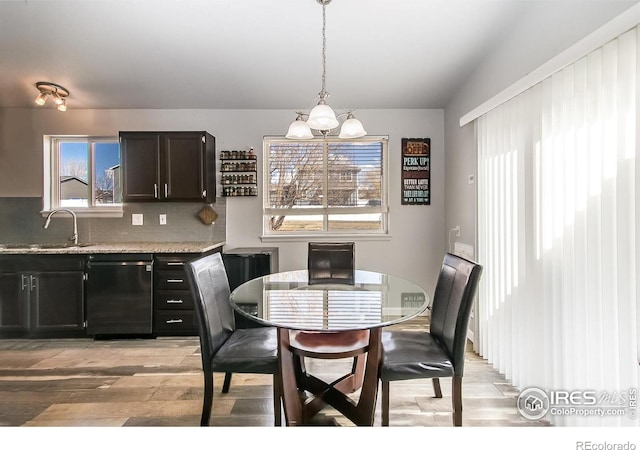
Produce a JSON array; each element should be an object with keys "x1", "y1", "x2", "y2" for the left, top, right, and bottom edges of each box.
[{"x1": 86, "y1": 254, "x2": 153, "y2": 337}]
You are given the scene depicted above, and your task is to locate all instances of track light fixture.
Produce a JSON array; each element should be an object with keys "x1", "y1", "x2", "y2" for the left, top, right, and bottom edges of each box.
[
  {"x1": 34, "y1": 81, "x2": 70, "y2": 112},
  {"x1": 285, "y1": 0, "x2": 366, "y2": 139}
]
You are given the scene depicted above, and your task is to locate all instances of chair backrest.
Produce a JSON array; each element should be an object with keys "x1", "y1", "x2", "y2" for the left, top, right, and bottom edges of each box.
[
  {"x1": 307, "y1": 242, "x2": 355, "y2": 285},
  {"x1": 185, "y1": 252, "x2": 235, "y2": 366},
  {"x1": 429, "y1": 253, "x2": 483, "y2": 376}
]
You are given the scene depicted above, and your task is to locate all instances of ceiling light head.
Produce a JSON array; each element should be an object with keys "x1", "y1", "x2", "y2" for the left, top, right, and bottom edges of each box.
[
  {"x1": 338, "y1": 112, "x2": 367, "y2": 139},
  {"x1": 307, "y1": 103, "x2": 339, "y2": 131},
  {"x1": 34, "y1": 81, "x2": 70, "y2": 112},
  {"x1": 34, "y1": 92, "x2": 48, "y2": 106},
  {"x1": 286, "y1": 113, "x2": 314, "y2": 139},
  {"x1": 52, "y1": 90, "x2": 64, "y2": 105}
]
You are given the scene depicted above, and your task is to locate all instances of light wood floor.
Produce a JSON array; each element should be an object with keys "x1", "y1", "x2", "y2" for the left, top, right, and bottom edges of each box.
[{"x1": 0, "y1": 318, "x2": 550, "y2": 427}]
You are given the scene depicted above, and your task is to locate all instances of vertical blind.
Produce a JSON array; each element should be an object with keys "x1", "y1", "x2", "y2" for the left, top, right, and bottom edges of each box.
[{"x1": 476, "y1": 26, "x2": 638, "y2": 426}]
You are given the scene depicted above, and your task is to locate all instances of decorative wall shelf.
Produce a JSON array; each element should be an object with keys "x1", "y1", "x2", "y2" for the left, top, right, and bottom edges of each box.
[{"x1": 220, "y1": 148, "x2": 258, "y2": 197}]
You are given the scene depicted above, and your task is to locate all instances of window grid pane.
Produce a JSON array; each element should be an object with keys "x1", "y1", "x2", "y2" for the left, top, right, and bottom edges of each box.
[
  {"x1": 93, "y1": 142, "x2": 121, "y2": 205},
  {"x1": 51, "y1": 136, "x2": 120, "y2": 209},
  {"x1": 264, "y1": 137, "x2": 387, "y2": 234},
  {"x1": 59, "y1": 141, "x2": 89, "y2": 207}
]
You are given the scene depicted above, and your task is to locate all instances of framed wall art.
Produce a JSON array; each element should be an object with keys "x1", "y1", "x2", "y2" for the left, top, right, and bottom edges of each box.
[{"x1": 401, "y1": 137, "x2": 430, "y2": 205}]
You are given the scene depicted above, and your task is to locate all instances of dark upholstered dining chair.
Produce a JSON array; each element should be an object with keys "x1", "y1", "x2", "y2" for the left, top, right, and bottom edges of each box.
[
  {"x1": 307, "y1": 242, "x2": 355, "y2": 285},
  {"x1": 304, "y1": 242, "x2": 364, "y2": 386},
  {"x1": 379, "y1": 252, "x2": 483, "y2": 426},
  {"x1": 185, "y1": 252, "x2": 281, "y2": 426}
]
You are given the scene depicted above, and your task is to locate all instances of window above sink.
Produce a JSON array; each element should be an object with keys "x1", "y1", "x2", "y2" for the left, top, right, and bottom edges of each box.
[{"x1": 43, "y1": 135, "x2": 123, "y2": 218}]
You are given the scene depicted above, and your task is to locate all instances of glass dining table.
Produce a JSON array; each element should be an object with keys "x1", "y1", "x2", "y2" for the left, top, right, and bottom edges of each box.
[{"x1": 229, "y1": 269, "x2": 429, "y2": 426}]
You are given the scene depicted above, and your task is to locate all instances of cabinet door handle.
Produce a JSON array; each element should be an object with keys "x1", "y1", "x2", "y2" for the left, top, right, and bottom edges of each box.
[
  {"x1": 21, "y1": 275, "x2": 28, "y2": 291},
  {"x1": 30, "y1": 275, "x2": 37, "y2": 291},
  {"x1": 154, "y1": 183, "x2": 158, "y2": 199},
  {"x1": 166, "y1": 319, "x2": 183, "y2": 324},
  {"x1": 167, "y1": 279, "x2": 184, "y2": 283},
  {"x1": 164, "y1": 183, "x2": 168, "y2": 198},
  {"x1": 166, "y1": 299, "x2": 183, "y2": 304},
  {"x1": 166, "y1": 262, "x2": 184, "y2": 266}
]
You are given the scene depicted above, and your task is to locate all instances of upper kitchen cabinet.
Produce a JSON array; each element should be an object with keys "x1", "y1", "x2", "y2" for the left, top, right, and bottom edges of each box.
[{"x1": 120, "y1": 131, "x2": 216, "y2": 202}]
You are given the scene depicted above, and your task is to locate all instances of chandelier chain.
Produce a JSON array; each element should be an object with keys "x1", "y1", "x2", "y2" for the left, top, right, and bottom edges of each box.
[{"x1": 319, "y1": 0, "x2": 328, "y2": 101}]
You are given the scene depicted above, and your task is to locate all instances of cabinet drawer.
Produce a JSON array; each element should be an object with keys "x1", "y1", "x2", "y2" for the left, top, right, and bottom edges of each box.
[
  {"x1": 155, "y1": 271, "x2": 189, "y2": 290},
  {"x1": 154, "y1": 310, "x2": 197, "y2": 334},
  {"x1": 154, "y1": 255, "x2": 198, "y2": 270},
  {"x1": 155, "y1": 291, "x2": 194, "y2": 309}
]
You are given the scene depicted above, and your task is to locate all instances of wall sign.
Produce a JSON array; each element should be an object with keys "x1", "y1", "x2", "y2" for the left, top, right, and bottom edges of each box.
[{"x1": 401, "y1": 138, "x2": 430, "y2": 205}]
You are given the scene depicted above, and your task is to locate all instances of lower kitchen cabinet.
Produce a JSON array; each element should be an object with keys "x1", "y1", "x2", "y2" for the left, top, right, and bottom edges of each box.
[
  {"x1": 153, "y1": 249, "x2": 220, "y2": 336},
  {"x1": 0, "y1": 255, "x2": 85, "y2": 338}
]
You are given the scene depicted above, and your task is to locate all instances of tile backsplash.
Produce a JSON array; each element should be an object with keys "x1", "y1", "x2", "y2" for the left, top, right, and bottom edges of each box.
[{"x1": 0, "y1": 197, "x2": 226, "y2": 244}]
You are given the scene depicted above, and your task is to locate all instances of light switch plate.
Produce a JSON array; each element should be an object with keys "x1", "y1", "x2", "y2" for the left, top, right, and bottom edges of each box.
[
  {"x1": 132, "y1": 214, "x2": 143, "y2": 226},
  {"x1": 159, "y1": 214, "x2": 167, "y2": 225}
]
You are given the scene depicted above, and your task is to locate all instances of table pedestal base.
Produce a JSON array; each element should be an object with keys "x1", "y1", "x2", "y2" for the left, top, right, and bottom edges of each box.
[{"x1": 277, "y1": 327, "x2": 382, "y2": 426}]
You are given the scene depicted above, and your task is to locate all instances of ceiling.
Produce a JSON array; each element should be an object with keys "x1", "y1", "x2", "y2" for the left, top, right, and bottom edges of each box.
[{"x1": 0, "y1": 0, "x2": 635, "y2": 111}]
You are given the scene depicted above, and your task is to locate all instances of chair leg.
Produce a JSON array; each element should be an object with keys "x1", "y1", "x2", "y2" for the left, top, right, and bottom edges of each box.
[
  {"x1": 201, "y1": 368, "x2": 213, "y2": 426},
  {"x1": 222, "y1": 372, "x2": 232, "y2": 393},
  {"x1": 432, "y1": 378, "x2": 442, "y2": 398},
  {"x1": 452, "y1": 375, "x2": 462, "y2": 426},
  {"x1": 381, "y1": 380, "x2": 390, "y2": 426},
  {"x1": 273, "y1": 373, "x2": 282, "y2": 426}
]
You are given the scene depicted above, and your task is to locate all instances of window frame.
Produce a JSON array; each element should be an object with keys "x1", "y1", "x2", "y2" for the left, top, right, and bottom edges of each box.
[
  {"x1": 261, "y1": 135, "x2": 390, "y2": 240},
  {"x1": 43, "y1": 135, "x2": 123, "y2": 218}
]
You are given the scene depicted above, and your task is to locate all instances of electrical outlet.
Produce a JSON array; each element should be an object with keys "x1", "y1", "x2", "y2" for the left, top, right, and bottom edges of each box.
[
  {"x1": 132, "y1": 214, "x2": 143, "y2": 226},
  {"x1": 454, "y1": 242, "x2": 474, "y2": 260},
  {"x1": 453, "y1": 225, "x2": 461, "y2": 237},
  {"x1": 159, "y1": 214, "x2": 167, "y2": 225}
]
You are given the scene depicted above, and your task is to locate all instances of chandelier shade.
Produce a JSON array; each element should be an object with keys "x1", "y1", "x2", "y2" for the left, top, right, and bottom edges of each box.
[
  {"x1": 338, "y1": 113, "x2": 367, "y2": 139},
  {"x1": 306, "y1": 103, "x2": 339, "y2": 131},
  {"x1": 286, "y1": 114, "x2": 314, "y2": 139}
]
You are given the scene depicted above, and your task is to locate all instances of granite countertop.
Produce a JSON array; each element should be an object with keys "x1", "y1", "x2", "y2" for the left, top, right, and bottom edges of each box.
[{"x1": 0, "y1": 241, "x2": 225, "y2": 255}]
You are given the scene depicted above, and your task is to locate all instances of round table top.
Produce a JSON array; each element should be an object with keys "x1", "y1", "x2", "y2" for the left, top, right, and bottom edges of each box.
[{"x1": 229, "y1": 269, "x2": 429, "y2": 332}]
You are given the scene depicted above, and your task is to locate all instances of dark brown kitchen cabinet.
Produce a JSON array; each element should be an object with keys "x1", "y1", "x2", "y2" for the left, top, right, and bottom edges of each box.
[
  {"x1": 120, "y1": 131, "x2": 216, "y2": 202},
  {"x1": 153, "y1": 249, "x2": 220, "y2": 336},
  {"x1": 0, "y1": 256, "x2": 85, "y2": 338},
  {"x1": 0, "y1": 272, "x2": 23, "y2": 333}
]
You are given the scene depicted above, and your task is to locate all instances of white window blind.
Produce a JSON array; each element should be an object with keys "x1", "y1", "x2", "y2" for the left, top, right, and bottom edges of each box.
[
  {"x1": 476, "y1": 27, "x2": 639, "y2": 426},
  {"x1": 263, "y1": 137, "x2": 388, "y2": 235}
]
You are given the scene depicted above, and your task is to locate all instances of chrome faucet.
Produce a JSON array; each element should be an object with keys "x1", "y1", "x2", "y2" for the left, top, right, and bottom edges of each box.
[{"x1": 43, "y1": 208, "x2": 78, "y2": 245}]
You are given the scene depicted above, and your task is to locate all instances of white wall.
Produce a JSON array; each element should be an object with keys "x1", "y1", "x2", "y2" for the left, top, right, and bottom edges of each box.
[{"x1": 0, "y1": 107, "x2": 445, "y2": 294}]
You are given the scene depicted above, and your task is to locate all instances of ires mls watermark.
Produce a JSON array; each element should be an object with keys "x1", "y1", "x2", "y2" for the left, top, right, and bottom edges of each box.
[{"x1": 516, "y1": 387, "x2": 637, "y2": 420}]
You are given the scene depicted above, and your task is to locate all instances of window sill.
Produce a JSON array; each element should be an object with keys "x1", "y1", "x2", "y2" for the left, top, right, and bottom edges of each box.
[
  {"x1": 260, "y1": 233, "x2": 391, "y2": 243},
  {"x1": 40, "y1": 207, "x2": 124, "y2": 219}
]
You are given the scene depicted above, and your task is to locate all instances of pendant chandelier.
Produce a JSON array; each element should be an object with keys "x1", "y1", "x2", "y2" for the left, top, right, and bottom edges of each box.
[{"x1": 286, "y1": 0, "x2": 366, "y2": 140}]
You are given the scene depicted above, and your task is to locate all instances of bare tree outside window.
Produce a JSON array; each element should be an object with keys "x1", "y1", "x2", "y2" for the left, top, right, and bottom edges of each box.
[
  {"x1": 95, "y1": 169, "x2": 114, "y2": 204},
  {"x1": 60, "y1": 158, "x2": 88, "y2": 181},
  {"x1": 264, "y1": 137, "x2": 388, "y2": 234},
  {"x1": 53, "y1": 138, "x2": 120, "y2": 209}
]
